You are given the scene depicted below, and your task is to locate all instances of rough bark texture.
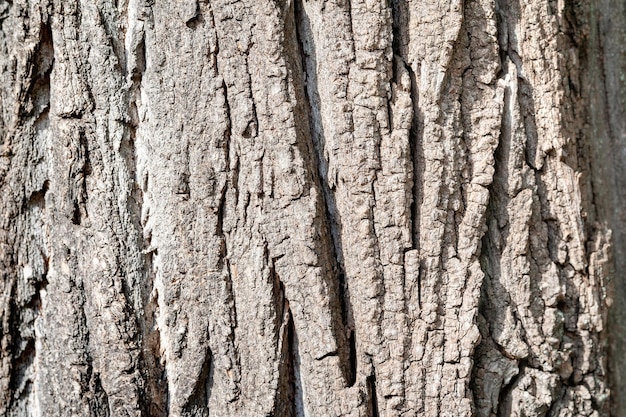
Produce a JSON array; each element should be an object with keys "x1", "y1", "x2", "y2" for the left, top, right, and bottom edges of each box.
[{"x1": 0, "y1": 0, "x2": 624, "y2": 416}]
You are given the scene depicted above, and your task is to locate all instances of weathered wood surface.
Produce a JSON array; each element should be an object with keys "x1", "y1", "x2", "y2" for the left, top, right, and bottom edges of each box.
[{"x1": 0, "y1": 0, "x2": 624, "y2": 416}]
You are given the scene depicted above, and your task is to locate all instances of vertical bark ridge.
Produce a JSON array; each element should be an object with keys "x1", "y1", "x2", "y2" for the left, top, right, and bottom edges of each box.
[
  {"x1": 0, "y1": 1, "x2": 53, "y2": 414},
  {"x1": 124, "y1": 2, "x2": 171, "y2": 416},
  {"x1": 474, "y1": 0, "x2": 612, "y2": 415},
  {"x1": 271, "y1": 276, "x2": 296, "y2": 417},
  {"x1": 136, "y1": 1, "x2": 236, "y2": 414},
  {"x1": 47, "y1": 0, "x2": 149, "y2": 413},
  {"x1": 579, "y1": 0, "x2": 626, "y2": 413},
  {"x1": 240, "y1": 2, "x2": 355, "y2": 414},
  {"x1": 393, "y1": 0, "x2": 502, "y2": 414},
  {"x1": 292, "y1": 0, "x2": 356, "y2": 390}
]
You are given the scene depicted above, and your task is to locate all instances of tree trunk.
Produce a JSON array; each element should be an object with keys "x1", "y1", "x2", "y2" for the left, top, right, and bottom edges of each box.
[{"x1": 1, "y1": 0, "x2": 624, "y2": 416}]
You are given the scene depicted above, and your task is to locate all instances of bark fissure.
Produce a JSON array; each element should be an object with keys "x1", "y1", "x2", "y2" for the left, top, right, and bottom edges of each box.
[
  {"x1": 181, "y1": 347, "x2": 212, "y2": 416},
  {"x1": 6, "y1": 288, "x2": 30, "y2": 410},
  {"x1": 366, "y1": 373, "x2": 380, "y2": 417},
  {"x1": 121, "y1": 9, "x2": 170, "y2": 416},
  {"x1": 496, "y1": 359, "x2": 526, "y2": 416},
  {"x1": 291, "y1": 319, "x2": 305, "y2": 417},
  {"x1": 390, "y1": 1, "x2": 420, "y2": 254},
  {"x1": 272, "y1": 298, "x2": 296, "y2": 417},
  {"x1": 1, "y1": 7, "x2": 53, "y2": 413},
  {"x1": 88, "y1": 370, "x2": 111, "y2": 417},
  {"x1": 25, "y1": 19, "x2": 53, "y2": 118},
  {"x1": 78, "y1": 280, "x2": 111, "y2": 415}
]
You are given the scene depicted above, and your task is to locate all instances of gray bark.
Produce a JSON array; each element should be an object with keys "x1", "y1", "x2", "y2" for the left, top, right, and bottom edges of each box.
[{"x1": 0, "y1": 0, "x2": 624, "y2": 416}]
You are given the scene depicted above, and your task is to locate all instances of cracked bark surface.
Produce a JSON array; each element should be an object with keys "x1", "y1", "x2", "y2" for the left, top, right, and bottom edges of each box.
[{"x1": 0, "y1": 0, "x2": 624, "y2": 416}]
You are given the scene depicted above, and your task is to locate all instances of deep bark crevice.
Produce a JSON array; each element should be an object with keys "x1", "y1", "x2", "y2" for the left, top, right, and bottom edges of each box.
[
  {"x1": 273, "y1": 306, "x2": 297, "y2": 417},
  {"x1": 138, "y1": 255, "x2": 169, "y2": 417},
  {"x1": 216, "y1": 183, "x2": 228, "y2": 262},
  {"x1": 26, "y1": 179, "x2": 48, "y2": 209},
  {"x1": 475, "y1": 49, "x2": 518, "y2": 411},
  {"x1": 6, "y1": 284, "x2": 33, "y2": 410},
  {"x1": 496, "y1": 0, "x2": 552, "y2": 335},
  {"x1": 271, "y1": 258, "x2": 287, "y2": 338},
  {"x1": 24, "y1": 18, "x2": 53, "y2": 118},
  {"x1": 391, "y1": 0, "x2": 420, "y2": 251},
  {"x1": 121, "y1": 19, "x2": 170, "y2": 417},
  {"x1": 222, "y1": 80, "x2": 232, "y2": 172},
  {"x1": 70, "y1": 128, "x2": 91, "y2": 226},
  {"x1": 77, "y1": 273, "x2": 111, "y2": 415},
  {"x1": 0, "y1": 13, "x2": 50, "y2": 415},
  {"x1": 291, "y1": 317, "x2": 305, "y2": 417},
  {"x1": 241, "y1": 50, "x2": 258, "y2": 140},
  {"x1": 139, "y1": 315, "x2": 169, "y2": 417},
  {"x1": 87, "y1": 369, "x2": 111, "y2": 417},
  {"x1": 366, "y1": 373, "x2": 380, "y2": 417},
  {"x1": 136, "y1": 234, "x2": 170, "y2": 416},
  {"x1": 181, "y1": 347, "x2": 212, "y2": 416},
  {"x1": 225, "y1": 258, "x2": 239, "y2": 336},
  {"x1": 496, "y1": 359, "x2": 526, "y2": 416},
  {"x1": 404, "y1": 59, "x2": 421, "y2": 253},
  {"x1": 137, "y1": 229, "x2": 168, "y2": 415}
]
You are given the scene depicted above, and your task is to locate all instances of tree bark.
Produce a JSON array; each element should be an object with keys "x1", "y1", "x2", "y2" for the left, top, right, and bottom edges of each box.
[{"x1": 0, "y1": 0, "x2": 623, "y2": 416}]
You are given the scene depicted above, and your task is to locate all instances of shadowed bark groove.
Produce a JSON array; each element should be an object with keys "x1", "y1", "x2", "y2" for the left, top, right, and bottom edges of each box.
[
  {"x1": 0, "y1": 0, "x2": 623, "y2": 416},
  {"x1": 273, "y1": 302, "x2": 296, "y2": 417},
  {"x1": 366, "y1": 373, "x2": 380, "y2": 417}
]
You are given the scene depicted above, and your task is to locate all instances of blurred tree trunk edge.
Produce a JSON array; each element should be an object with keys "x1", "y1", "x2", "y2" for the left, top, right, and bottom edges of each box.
[{"x1": 1, "y1": 0, "x2": 624, "y2": 416}]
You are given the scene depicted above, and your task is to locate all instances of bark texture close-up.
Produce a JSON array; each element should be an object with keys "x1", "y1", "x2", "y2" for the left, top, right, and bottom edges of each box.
[{"x1": 1, "y1": 0, "x2": 625, "y2": 416}]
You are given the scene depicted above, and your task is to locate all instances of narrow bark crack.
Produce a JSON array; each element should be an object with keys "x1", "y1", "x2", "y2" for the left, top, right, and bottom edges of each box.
[
  {"x1": 367, "y1": 373, "x2": 380, "y2": 417},
  {"x1": 273, "y1": 302, "x2": 297, "y2": 417},
  {"x1": 182, "y1": 347, "x2": 213, "y2": 415},
  {"x1": 391, "y1": 27, "x2": 420, "y2": 250}
]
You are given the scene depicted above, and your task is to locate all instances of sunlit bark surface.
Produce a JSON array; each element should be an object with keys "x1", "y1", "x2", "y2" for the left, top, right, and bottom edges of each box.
[{"x1": 1, "y1": 0, "x2": 624, "y2": 416}]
